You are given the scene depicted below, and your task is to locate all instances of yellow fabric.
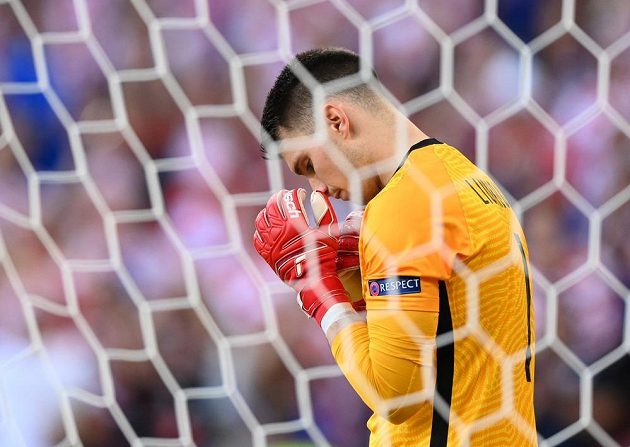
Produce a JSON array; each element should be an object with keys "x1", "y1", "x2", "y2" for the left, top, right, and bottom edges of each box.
[
  {"x1": 331, "y1": 142, "x2": 537, "y2": 446},
  {"x1": 338, "y1": 268, "x2": 363, "y2": 302},
  {"x1": 331, "y1": 310, "x2": 438, "y2": 445}
]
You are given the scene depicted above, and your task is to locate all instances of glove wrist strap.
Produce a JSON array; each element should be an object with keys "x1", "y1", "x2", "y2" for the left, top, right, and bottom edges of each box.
[{"x1": 298, "y1": 275, "x2": 351, "y2": 325}]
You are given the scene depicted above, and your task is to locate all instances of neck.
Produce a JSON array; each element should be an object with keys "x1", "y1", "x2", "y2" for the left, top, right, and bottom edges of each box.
[{"x1": 374, "y1": 112, "x2": 429, "y2": 189}]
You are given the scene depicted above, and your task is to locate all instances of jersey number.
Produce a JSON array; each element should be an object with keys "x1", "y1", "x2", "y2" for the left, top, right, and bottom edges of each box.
[{"x1": 515, "y1": 234, "x2": 532, "y2": 382}]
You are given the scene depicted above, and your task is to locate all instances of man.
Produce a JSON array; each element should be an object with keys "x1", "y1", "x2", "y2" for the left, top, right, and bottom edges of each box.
[{"x1": 253, "y1": 47, "x2": 536, "y2": 446}]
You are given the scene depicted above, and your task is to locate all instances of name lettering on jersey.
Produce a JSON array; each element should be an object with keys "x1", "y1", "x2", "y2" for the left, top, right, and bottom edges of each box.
[
  {"x1": 465, "y1": 178, "x2": 510, "y2": 208},
  {"x1": 368, "y1": 276, "x2": 421, "y2": 296},
  {"x1": 283, "y1": 191, "x2": 301, "y2": 219}
]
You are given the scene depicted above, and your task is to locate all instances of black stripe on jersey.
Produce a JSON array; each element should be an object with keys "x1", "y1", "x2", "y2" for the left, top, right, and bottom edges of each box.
[
  {"x1": 394, "y1": 138, "x2": 442, "y2": 174},
  {"x1": 515, "y1": 235, "x2": 533, "y2": 382},
  {"x1": 430, "y1": 280, "x2": 454, "y2": 447}
]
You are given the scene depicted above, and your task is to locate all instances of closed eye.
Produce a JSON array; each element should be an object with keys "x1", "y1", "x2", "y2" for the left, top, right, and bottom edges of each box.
[
  {"x1": 305, "y1": 159, "x2": 314, "y2": 175},
  {"x1": 292, "y1": 157, "x2": 315, "y2": 177}
]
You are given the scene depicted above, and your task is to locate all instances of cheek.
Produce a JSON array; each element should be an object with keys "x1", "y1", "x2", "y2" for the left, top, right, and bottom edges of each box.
[
  {"x1": 328, "y1": 164, "x2": 350, "y2": 188},
  {"x1": 315, "y1": 154, "x2": 345, "y2": 183}
]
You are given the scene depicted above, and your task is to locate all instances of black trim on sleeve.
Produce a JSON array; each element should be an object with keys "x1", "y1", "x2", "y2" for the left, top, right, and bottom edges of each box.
[
  {"x1": 515, "y1": 234, "x2": 533, "y2": 382},
  {"x1": 394, "y1": 138, "x2": 442, "y2": 174},
  {"x1": 430, "y1": 280, "x2": 454, "y2": 447}
]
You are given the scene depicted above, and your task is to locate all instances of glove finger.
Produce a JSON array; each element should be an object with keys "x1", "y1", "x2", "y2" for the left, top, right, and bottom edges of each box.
[
  {"x1": 253, "y1": 209, "x2": 270, "y2": 255},
  {"x1": 347, "y1": 209, "x2": 364, "y2": 221},
  {"x1": 276, "y1": 188, "x2": 310, "y2": 231},
  {"x1": 310, "y1": 190, "x2": 338, "y2": 229},
  {"x1": 340, "y1": 209, "x2": 364, "y2": 235},
  {"x1": 336, "y1": 253, "x2": 360, "y2": 272},
  {"x1": 253, "y1": 230, "x2": 265, "y2": 254},
  {"x1": 338, "y1": 234, "x2": 359, "y2": 252},
  {"x1": 295, "y1": 188, "x2": 312, "y2": 226},
  {"x1": 254, "y1": 208, "x2": 270, "y2": 234},
  {"x1": 266, "y1": 189, "x2": 287, "y2": 217}
]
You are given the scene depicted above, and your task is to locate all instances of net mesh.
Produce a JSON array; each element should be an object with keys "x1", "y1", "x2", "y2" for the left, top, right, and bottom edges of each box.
[{"x1": 0, "y1": 0, "x2": 629, "y2": 446}]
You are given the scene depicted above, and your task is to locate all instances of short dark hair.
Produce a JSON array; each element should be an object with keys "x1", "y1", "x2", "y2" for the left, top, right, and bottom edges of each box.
[{"x1": 260, "y1": 47, "x2": 379, "y2": 157}]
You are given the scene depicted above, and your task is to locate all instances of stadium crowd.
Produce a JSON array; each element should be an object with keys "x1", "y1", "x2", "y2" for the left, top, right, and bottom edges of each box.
[{"x1": 0, "y1": 0, "x2": 629, "y2": 446}]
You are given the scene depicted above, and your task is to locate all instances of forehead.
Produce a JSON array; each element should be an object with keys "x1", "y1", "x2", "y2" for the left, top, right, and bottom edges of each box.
[{"x1": 280, "y1": 148, "x2": 302, "y2": 172}]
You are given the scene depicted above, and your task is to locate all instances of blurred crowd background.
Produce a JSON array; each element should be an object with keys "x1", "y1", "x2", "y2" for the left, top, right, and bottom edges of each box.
[{"x1": 0, "y1": 0, "x2": 629, "y2": 446}]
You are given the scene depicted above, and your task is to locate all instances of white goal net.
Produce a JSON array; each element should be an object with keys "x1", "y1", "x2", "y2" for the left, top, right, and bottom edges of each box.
[{"x1": 0, "y1": 0, "x2": 629, "y2": 446}]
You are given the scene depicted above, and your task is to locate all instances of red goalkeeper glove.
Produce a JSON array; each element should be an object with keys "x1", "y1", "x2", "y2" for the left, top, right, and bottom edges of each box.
[
  {"x1": 253, "y1": 188, "x2": 352, "y2": 327},
  {"x1": 337, "y1": 210, "x2": 366, "y2": 311},
  {"x1": 337, "y1": 209, "x2": 363, "y2": 273}
]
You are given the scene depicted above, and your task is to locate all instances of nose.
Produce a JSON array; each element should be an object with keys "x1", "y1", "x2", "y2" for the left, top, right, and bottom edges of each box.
[{"x1": 308, "y1": 177, "x2": 328, "y2": 194}]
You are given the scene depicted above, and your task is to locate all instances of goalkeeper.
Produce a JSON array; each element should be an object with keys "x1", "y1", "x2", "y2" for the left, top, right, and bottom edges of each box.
[{"x1": 253, "y1": 48, "x2": 537, "y2": 446}]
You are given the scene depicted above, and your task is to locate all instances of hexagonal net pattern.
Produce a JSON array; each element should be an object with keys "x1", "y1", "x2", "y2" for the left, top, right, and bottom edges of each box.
[{"x1": 0, "y1": 0, "x2": 628, "y2": 446}]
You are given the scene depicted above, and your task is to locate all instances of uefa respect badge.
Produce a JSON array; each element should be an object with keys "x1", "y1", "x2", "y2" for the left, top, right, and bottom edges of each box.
[{"x1": 368, "y1": 276, "x2": 421, "y2": 296}]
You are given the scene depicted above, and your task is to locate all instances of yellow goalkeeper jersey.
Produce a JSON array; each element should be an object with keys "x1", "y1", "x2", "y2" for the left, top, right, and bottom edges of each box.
[{"x1": 331, "y1": 139, "x2": 537, "y2": 446}]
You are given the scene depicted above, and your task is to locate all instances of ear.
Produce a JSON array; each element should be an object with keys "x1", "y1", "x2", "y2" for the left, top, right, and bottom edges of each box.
[{"x1": 324, "y1": 103, "x2": 350, "y2": 139}]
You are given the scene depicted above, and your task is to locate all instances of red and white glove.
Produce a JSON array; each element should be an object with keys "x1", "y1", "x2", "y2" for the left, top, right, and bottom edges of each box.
[
  {"x1": 253, "y1": 188, "x2": 353, "y2": 328},
  {"x1": 337, "y1": 210, "x2": 366, "y2": 311},
  {"x1": 337, "y1": 209, "x2": 363, "y2": 273}
]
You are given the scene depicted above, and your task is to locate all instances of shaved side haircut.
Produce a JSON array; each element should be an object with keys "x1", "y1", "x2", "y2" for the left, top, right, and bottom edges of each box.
[{"x1": 260, "y1": 47, "x2": 381, "y2": 157}]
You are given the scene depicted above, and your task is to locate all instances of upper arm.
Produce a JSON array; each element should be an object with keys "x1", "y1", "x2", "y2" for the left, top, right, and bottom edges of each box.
[{"x1": 359, "y1": 156, "x2": 471, "y2": 313}]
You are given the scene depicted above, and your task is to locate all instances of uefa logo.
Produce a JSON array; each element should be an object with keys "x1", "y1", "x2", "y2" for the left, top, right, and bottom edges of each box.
[{"x1": 369, "y1": 281, "x2": 380, "y2": 296}]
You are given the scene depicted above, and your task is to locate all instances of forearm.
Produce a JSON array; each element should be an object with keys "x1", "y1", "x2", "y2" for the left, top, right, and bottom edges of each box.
[{"x1": 328, "y1": 310, "x2": 438, "y2": 424}]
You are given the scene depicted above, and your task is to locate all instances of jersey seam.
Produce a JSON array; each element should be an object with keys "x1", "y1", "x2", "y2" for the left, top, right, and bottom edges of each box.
[{"x1": 430, "y1": 145, "x2": 475, "y2": 258}]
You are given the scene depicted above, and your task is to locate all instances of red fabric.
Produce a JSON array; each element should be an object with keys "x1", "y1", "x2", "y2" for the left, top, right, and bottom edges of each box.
[
  {"x1": 336, "y1": 209, "x2": 363, "y2": 273},
  {"x1": 254, "y1": 189, "x2": 350, "y2": 323}
]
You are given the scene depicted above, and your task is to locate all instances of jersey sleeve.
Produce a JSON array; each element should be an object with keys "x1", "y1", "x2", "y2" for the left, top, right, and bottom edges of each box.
[
  {"x1": 330, "y1": 309, "x2": 438, "y2": 426},
  {"x1": 360, "y1": 149, "x2": 472, "y2": 312}
]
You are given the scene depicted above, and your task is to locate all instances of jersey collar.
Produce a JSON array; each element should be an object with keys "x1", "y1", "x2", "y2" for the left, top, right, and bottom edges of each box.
[{"x1": 393, "y1": 137, "x2": 442, "y2": 175}]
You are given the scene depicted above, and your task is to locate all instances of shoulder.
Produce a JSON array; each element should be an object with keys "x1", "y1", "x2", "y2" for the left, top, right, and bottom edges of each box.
[
  {"x1": 361, "y1": 143, "x2": 473, "y2": 262},
  {"x1": 363, "y1": 143, "x2": 455, "y2": 231}
]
